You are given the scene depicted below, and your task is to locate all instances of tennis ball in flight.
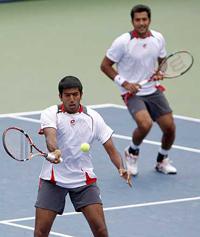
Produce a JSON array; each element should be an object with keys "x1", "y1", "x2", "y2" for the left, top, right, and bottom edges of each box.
[{"x1": 80, "y1": 143, "x2": 90, "y2": 152}]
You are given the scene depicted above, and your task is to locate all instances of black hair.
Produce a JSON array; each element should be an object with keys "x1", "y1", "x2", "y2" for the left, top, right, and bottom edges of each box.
[
  {"x1": 130, "y1": 4, "x2": 151, "y2": 20},
  {"x1": 58, "y1": 76, "x2": 83, "y2": 94}
]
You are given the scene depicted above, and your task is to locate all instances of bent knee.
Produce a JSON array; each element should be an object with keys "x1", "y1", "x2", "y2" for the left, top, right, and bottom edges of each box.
[
  {"x1": 164, "y1": 123, "x2": 176, "y2": 135},
  {"x1": 138, "y1": 120, "x2": 153, "y2": 133}
]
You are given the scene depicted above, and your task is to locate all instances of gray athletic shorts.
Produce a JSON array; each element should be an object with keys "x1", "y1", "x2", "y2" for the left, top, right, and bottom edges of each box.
[
  {"x1": 35, "y1": 179, "x2": 102, "y2": 214},
  {"x1": 123, "y1": 90, "x2": 172, "y2": 121}
]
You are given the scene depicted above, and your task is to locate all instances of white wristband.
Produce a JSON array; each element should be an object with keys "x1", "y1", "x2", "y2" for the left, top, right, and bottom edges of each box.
[
  {"x1": 46, "y1": 153, "x2": 63, "y2": 163},
  {"x1": 114, "y1": 75, "x2": 126, "y2": 86},
  {"x1": 46, "y1": 153, "x2": 56, "y2": 161}
]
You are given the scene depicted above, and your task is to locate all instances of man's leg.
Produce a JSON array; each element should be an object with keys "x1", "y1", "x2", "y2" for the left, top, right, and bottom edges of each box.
[
  {"x1": 155, "y1": 112, "x2": 177, "y2": 174},
  {"x1": 34, "y1": 179, "x2": 67, "y2": 236},
  {"x1": 132, "y1": 109, "x2": 153, "y2": 145},
  {"x1": 156, "y1": 112, "x2": 176, "y2": 151},
  {"x1": 81, "y1": 204, "x2": 108, "y2": 237},
  {"x1": 34, "y1": 208, "x2": 57, "y2": 237},
  {"x1": 124, "y1": 109, "x2": 153, "y2": 175}
]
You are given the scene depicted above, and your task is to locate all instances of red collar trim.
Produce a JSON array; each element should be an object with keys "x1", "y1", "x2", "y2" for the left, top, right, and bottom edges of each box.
[
  {"x1": 131, "y1": 30, "x2": 152, "y2": 39},
  {"x1": 61, "y1": 104, "x2": 65, "y2": 112},
  {"x1": 60, "y1": 104, "x2": 83, "y2": 113},
  {"x1": 78, "y1": 104, "x2": 83, "y2": 113}
]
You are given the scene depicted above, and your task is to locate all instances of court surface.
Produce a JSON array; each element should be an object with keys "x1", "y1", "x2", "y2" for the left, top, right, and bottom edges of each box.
[
  {"x1": 0, "y1": 0, "x2": 200, "y2": 118},
  {"x1": 0, "y1": 104, "x2": 200, "y2": 237}
]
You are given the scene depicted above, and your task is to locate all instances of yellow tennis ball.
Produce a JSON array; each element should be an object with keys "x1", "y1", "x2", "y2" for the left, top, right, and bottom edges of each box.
[{"x1": 80, "y1": 143, "x2": 90, "y2": 152}]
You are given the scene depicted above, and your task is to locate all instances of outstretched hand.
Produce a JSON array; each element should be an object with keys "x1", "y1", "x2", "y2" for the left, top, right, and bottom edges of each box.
[
  {"x1": 119, "y1": 168, "x2": 132, "y2": 187},
  {"x1": 47, "y1": 149, "x2": 62, "y2": 164}
]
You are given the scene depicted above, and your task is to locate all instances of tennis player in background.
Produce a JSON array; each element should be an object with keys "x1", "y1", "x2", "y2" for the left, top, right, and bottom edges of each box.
[
  {"x1": 34, "y1": 76, "x2": 131, "y2": 237},
  {"x1": 100, "y1": 4, "x2": 177, "y2": 175}
]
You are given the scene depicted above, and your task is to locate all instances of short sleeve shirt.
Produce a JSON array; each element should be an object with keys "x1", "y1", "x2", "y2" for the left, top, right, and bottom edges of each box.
[
  {"x1": 39, "y1": 105, "x2": 113, "y2": 188},
  {"x1": 106, "y1": 29, "x2": 167, "y2": 96}
]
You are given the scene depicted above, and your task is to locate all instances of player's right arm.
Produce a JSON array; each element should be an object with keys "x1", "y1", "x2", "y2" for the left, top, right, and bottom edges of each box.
[
  {"x1": 42, "y1": 127, "x2": 61, "y2": 164},
  {"x1": 43, "y1": 127, "x2": 57, "y2": 152},
  {"x1": 100, "y1": 33, "x2": 140, "y2": 94},
  {"x1": 100, "y1": 56, "x2": 140, "y2": 94},
  {"x1": 40, "y1": 107, "x2": 62, "y2": 163},
  {"x1": 100, "y1": 56, "x2": 118, "y2": 81}
]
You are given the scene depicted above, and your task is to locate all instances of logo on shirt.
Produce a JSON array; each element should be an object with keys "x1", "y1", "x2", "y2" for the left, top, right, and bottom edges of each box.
[
  {"x1": 70, "y1": 119, "x2": 75, "y2": 125},
  {"x1": 143, "y1": 43, "x2": 147, "y2": 48}
]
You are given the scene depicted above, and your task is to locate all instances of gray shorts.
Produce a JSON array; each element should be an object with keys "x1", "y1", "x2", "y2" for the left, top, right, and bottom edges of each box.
[
  {"x1": 35, "y1": 179, "x2": 102, "y2": 214},
  {"x1": 123, "y1": 90, "x2": 172, "y2": 121}
]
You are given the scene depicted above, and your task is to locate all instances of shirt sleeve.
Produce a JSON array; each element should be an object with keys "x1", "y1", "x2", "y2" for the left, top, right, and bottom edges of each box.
[
  {"x1": 106, "y1": 34, "x2": 128, "y2": 63},
  {"x1": 40, "y1": 106, "x2": 57, "y2": 130},
  {"x1": 158, "y1": 33, "x2": 167, "y2": 58},
  {"x1": 93, "y1": 111, "x2": 113, "y2": 144}
]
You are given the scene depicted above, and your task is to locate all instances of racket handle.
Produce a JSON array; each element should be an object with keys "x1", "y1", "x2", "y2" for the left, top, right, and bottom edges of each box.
[
  {"x1": 46, "y1": 153, "x2": 55, "y2": 161},
  {"x1": 139, "y1": 79, "x2": 150, "y2": 86}
]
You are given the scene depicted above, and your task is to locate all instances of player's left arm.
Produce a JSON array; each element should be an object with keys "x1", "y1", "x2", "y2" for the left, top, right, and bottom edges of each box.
[
  {"x1": 154, "y1": 33, "x2": 167, "y2": 81},
  {"x1": 152, "y1": 57, "x2": 167, "y2": 81},
  {"x1": 103, "y1": 137, "x2": 132, "y2": 187},
  {"x1": 158, "y1": 57, "x2": 166, "y2": 65}
]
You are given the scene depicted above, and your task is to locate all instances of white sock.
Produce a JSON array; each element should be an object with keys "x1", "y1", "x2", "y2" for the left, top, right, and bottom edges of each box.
[
  {"x1": 159, "y1": 148, "x2": 168, "y2": 156},
  {"x1": 130, "y1": 142, "x2": 140, "y2": 150}
]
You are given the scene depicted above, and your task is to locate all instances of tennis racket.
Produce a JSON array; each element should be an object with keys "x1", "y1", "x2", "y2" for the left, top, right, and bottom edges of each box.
[
  {"x1": 139, "y1": 50, "x2": 194, "y2": 86},
  {"x1": 2, "y1": 127, "x2": 62, "y2": 162}
]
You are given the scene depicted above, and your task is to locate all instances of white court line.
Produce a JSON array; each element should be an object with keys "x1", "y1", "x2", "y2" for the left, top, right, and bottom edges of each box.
[
  {"x1": 1, "y1": 196, "x2": 200, "y2": 224},
  {"x1": 105, "y1": 104, "x2": 200, "y2": 123},
  {"x1": 0, "y1": 104, "x2": 112, "y2": 118},
  {"x1": 0, "y1": 103, "x2": 200, "y2": 122},
  {"x1": 0, "y1": 110, "x2": 42, "y2": 118},
  {"x1": 113, "y1": 134, "x2": 200, "y2": 154},
  {"x1": 8, "y1": 115, "x2": 40, "y2": 124},
  {"x1": 0, "y1": 211, "x2": 80, "y2": 223},
  {"x1": 0, "y1": 222, "x2": 74, "y2": 237},
  {"x1": 103, "y1": 196, "x2": 200, "y2": 211},
  {"x1": 4, "y1": 115, "x2": 200, "y2": 154}
]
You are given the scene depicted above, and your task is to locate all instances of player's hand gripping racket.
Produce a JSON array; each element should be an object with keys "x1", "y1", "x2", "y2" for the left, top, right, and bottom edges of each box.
[
  {"x1": 2, "y1": 127, "x2": 63, "y2": 163},
  {"x1": 139, "y1": 50, "x2": 194, "y2": 86}
]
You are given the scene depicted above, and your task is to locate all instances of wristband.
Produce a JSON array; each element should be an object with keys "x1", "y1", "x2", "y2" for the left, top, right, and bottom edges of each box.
[{"x1": 114, "y1": 75, "x2": 126, "y2": 86}]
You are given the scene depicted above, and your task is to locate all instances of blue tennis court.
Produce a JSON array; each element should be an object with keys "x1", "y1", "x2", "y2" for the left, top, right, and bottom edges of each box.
[{"x1": 0, "y1": 104, "x2": 200, "y2": 237}]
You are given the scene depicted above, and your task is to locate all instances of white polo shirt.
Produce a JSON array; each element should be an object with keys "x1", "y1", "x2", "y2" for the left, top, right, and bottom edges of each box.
[
  {"x1": 39, "y1": 104, "x2": 113, "y2": 188},
  {"x1": 106, "y1": 29, "x2": 167, "y2": 96}
]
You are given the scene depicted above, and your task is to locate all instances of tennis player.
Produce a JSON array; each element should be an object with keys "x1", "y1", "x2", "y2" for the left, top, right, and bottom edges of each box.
[
  {"x1": 34, "y1": 76, "x2": 131, "y2": 237},
  {"x1": 100, "y1": 4, "x2": 177, "y2": 175}
]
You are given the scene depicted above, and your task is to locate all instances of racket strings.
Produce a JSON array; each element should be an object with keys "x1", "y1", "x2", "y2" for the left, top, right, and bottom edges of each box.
[
  {"x1": 162, "y1": 52, "x2": 193, "y2": 78},
  {"x1": 168, "y1": 55, "x2": 186, "y2": 72},
  {"x1": 160, "y1": 61, "x2": 168, "y2": 73},
  {"x1": 5, "y1": 130, "x2": 30, "y2": 161}
]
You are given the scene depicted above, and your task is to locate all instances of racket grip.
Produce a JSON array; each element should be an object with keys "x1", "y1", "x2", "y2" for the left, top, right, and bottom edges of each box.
[
  {"x1": 139, "y1": 79, "x2": 149, "y2": 86},
  {"x1": 46, "y1": 153, "x2": 56, "y2": 161}
]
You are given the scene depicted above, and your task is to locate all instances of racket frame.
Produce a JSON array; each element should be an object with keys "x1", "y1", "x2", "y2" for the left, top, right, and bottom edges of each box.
[
  {"x1": 2, "y1": 127, "x2": 49, "y2": 162},
  {"x1": 160, "y1": 50, "x2": 194, "y2": 79},
  {"x1": 139, "y1": 50, "x2": 194, "y2": 86}
]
